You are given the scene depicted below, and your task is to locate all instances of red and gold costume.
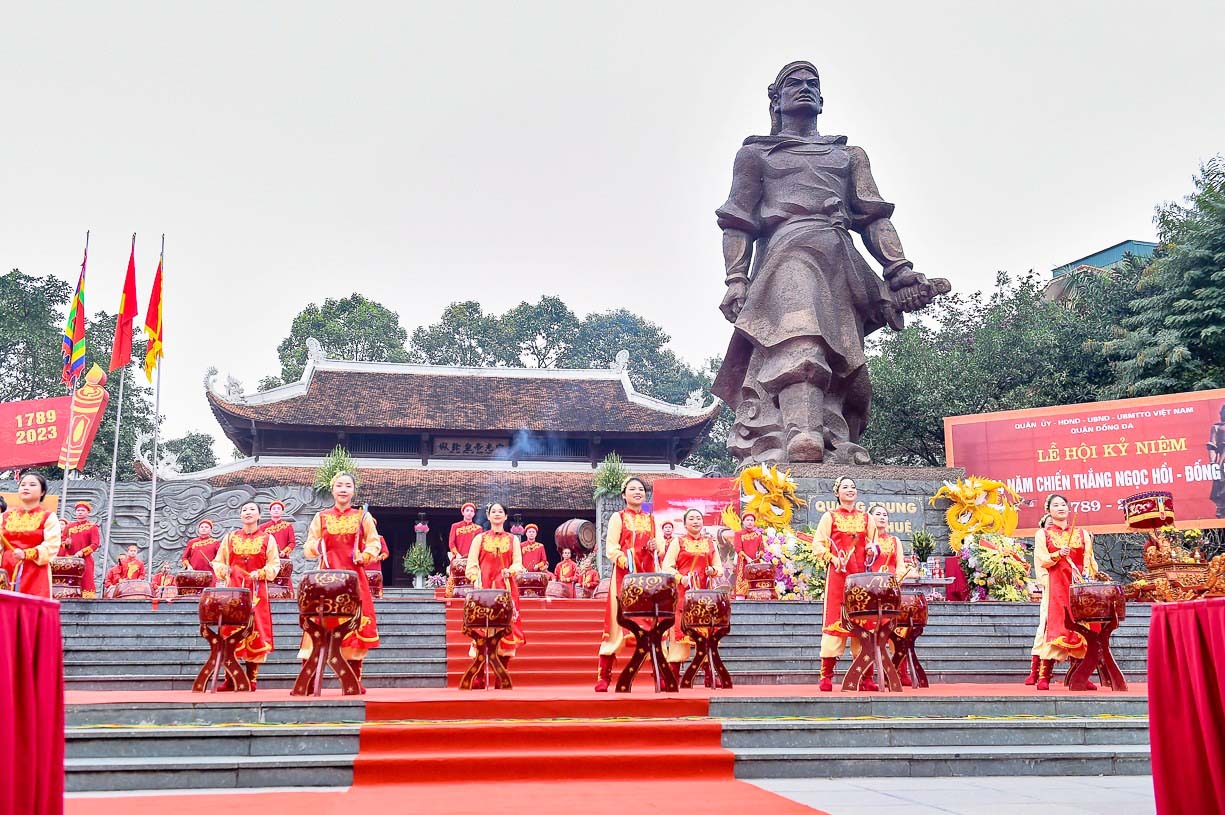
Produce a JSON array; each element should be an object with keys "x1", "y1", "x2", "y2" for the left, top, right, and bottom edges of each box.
[
  {"x1": 464, "y1": 529, "x2": 526, "y2": 657},
  {"x1": 104, "y1": 553, "x2": 147, "y2": 590},
  {"x1": 555, "y1": 557, "x2": 579, "y2": 584},
  {"x1": 182, "y1": 533, "x2": 221, "y2": 585},
  {"x1": 299, "y1": 505, "x2": 382, "y2": 662},
  {"x1": 866, "y1": 532, "x2": 908, "y2": 578},
  {"x1": 1035, "y1": 522, "x2": 1099, "y2": 664},
  {"x1": 580, "y1": 565, "x2": 600, "y2": 594},
  {"x1": 520, "y1": 526, "x2": 551, "y2": 577},
  {"x1": 662, "y1": 531, "x2": 723, "y2": 663},
  {"x1": 152, "y1": 568, "x2": 176, "y2": 597},
  {"x1": 448, "y1": 516, "x2": 482, "y2": 560},
  {"x1": 813, "y1": 506, "x2": 872, "y2": 657},
  {"x1": 212, "y1": 529, "x2": 280, "y2": 664},
  {"x1": 259, "y1": 515, "x2": 297, "y2": 596},
  {"x1": 598, "y1": 508, "x2": 658, "y2": 656},
  {"x1": 60, "y1": 514, "x2": 102, "y2": 598},
  {"x1": 732, "y1": 525, "x2": 765, "y2": 598},
  {"x1": 1, "y1": 507, "x2": 61, "y2": 598}
]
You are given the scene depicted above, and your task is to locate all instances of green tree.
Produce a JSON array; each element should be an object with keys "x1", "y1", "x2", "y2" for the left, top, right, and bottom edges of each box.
[
  {"x1": 276, "y1": 293, "x2": 412, "y2": 381},
  {"x1": 0, "y1": 270, "x2": 71, "y2": 402},
  {"x1": 1104, "y1": 157, "x2": 1225, "y2": 395},
  {"x1": 500, "y1": 295, "x2": 579, "y2": 367},
  {"x1": 162, "y1": 430, "x2": 219, "y2": 474},
  {"x1": 256, "y1": 375, "x2": 284, "y2": 392},
  {"x1": 409, "y1": 301, "x2": 507, "y2": 367}
]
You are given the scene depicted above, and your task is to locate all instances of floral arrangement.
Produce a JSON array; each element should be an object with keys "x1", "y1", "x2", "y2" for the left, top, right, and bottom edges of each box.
[
  {"x1": 592, "y1": 453, "x2": 631, "y2": 500},
  {"x1": 425, "y1": 573, "x2": 447, "y2": 589},
  {"x1": 931, "y1": 476, "x2": 1024, "y2": 553},
  {"x1": 959, "y1": 532, "x2": 1031, "y2": 601},
  {"x1": 402, "y1": 540, "x2": 436, "y2": 575},
  {"x1": 748, "y1": 526, "x2": 828, "y2": 600}
]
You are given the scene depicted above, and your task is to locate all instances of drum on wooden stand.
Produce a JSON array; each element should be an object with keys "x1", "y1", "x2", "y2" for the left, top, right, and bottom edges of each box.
[
  {"x1": 192, "y1": 586, "x2": 253, "y2": 693},
  {"x1": 1064, "y1": 581, "x2": 1128, "y2": 692},
  {"x1": 292, "y1": 570, "x2": 364, "y2": 696},
  {"x1": 1070, "y1": 582, "x2": 1126, "y2": 624},
  {"x1": 448, "y1": 556, "x2": 472, "y2": 599},
  {"x1": 743, "y1": 560, "x2": 776, "y2": 600},
  {"x1": 841, "y1": 572, "x2": 904, "y2": 692},
  {"x1": 114, "y1": 580, "x2": 153, "y2": 600},
  {"x1": 516, "y1": 571, "x2": 548, "y2": 598},
  {"x1": 679, "y1": 588, "x2": 733, "y2": 689},
  {"x1": 615, "y1": 572, "x2": 679, "y2": 693},
  {"x1": 267, "y1": 560, "x2": 295, "y2": 600},
  {"x1": 890, "y1": 589, "x2": 930, "y2": 688},
  {"x1": 366, "y1": 569, "x2": 384, "y2": 599},
  {"x1": 51, "y1": 556, "x2": 86, "y2": 600},
  {"x1": 545, "y1": 580, "x2": 575, "y2": 599},
  {"x1": 460, "y1": 588, "x2": 515, "y2": 690},
  {"x1": 175, "y1": 569, "x2": 214, "y2": 598}
]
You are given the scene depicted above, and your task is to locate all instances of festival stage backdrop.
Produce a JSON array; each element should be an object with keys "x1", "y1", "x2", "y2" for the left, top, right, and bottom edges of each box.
[
  {"x1": 650, "y1": 478, "x2": 740, "y2": 537},
  {"x1": 945, "y1": 388, "x2": 1225, "y2": 533}
]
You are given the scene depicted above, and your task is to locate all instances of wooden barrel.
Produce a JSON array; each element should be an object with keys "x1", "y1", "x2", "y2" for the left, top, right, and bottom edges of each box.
[
  {"x1": 545, "y1": 580, "x2": 574, "y2": 599},
  {"x1": 554, "y1": 518, "x2": 596, "y2": 553}
]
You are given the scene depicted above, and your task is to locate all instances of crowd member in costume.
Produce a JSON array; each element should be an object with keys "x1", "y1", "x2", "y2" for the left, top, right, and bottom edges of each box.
[
  {"x1": 578, "y1": 554, "x2": 600, "y2": 597},
  {"x1": 1024, "y1": 514, "x2": 1053, "y2": 685},
  {"x1": 448, "y1": 502, "x2": 482, "y2": 561},
  {"x1": 866, "y1": 504, "x2": 913, "y2": 684},
  {"x1": 152, "y1": 561, "x2": 177, "y2": 599},
  {"x1": 594, "y1": 477, "x2": 658, "y2": 692},
  {"x1": 660, "y1": 521, "x2": 675, "y2": 549},
  {"x1": 212, "y1": 501, "x2": 280, "y2": 690},
  {"x1": 60, "y1": 500, "x2": 102, "y2": 598},
  {"x1": 812, "y1": 475, "x2": 873, "y2": 692},
  {"x1": 259, "y1": 500, "x2": 297, "y2": 597},
  {"x1": 732, "y1": 512, "x2": 765, "y2": 598},
  {"x1": 520, "y1": 523, "x2": 551, "y2": 577},
  {"x1": 661, "y1": 508, "x2": 723, "y2": 681},
  {"x1": 0, "y1": 472, "x2": 61, "y2": 597},
  {"x1": 182, "y1": 519, "x2": 221, "y2": 585},
  {"x1": 554, "y1": 548, "x2": 579, "y2": 585},
  {"x1": 1033, "y1": 494, "x2": 1101, "y2": 691},
  {"x1": 300, "y1": 472, "x2": 382, "y2": 692},
  {"x1": 464, "y1": 502, "x2": 526, "y2": 687},
  {"x1": 104, "y1": 544, "x2": 147, "y2": 594}
]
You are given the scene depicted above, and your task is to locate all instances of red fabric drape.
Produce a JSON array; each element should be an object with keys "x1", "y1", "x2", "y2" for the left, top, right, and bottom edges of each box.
[
  {"x1": 1148, "y1": 597, "x2": 1225, "y2": 815},
  {"x1": 943, "y1": 556, "x2": 968, "y2": 601},
  {"x1": 0, "y1": 592, "x2": 64, "y2": 815}
]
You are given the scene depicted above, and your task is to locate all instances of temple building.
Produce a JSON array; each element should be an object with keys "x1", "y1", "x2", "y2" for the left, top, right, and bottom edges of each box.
[{"x1": 186, "y1": 352, "x2": 719, "y2": 585}]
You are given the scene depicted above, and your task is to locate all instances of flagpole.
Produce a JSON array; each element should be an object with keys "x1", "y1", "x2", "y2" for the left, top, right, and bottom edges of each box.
[
  {"x1": 60, "y1": 229, "x2": 89, "y2": 515},
  {"x1": 145, "y1": 233, "x2": 165, "y2": 576},
  {"x1": 100, "y1": 366, "x2": 127, "y2": 583}
]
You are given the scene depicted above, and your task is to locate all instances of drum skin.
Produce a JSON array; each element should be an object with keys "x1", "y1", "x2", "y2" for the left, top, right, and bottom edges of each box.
[
  {"x1": 618, "y1": 572, "x2": 678, "y2": 617},
  {"x1": 1070, "y1": 583, "x2": 1126, "y2": 623},
  {"x1": 297, "y1": 570, "x2": 361, "y2": 617},
  {"x1": 843, "y1": 573, "x2": 901, "y2": 619},
  {"x1": 681, "y1": 589, "x2": 731, "y2": 628},
  {"x1": 463, "y1": 589, "x2": 514, "y2": 630},
  {"x1": 51, "y1": 556, "x2": 86, "y2": 580},
  {"x1": 175, "y1": 569, "x2": 213, "y2": 597},
  {"x1": 198, "y1": 586, "x2": 252, "y2": 625}
]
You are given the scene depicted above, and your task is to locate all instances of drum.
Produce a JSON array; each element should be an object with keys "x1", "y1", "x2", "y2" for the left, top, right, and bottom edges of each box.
[
  {"x1": 618, "y1": 572, "x2": 678, "y2": 618},
  {"x1": 115, "y1": 579, "x2": 153, "y2": 599},
  {"x1": 276, "y1": 560, "x2": 294, "y2": 582},
  {"x1": 842, "y1": 572, "x2": 901, "y2": 620},
  {"x1": 545, "y1": 579, "x2": 575, "y2": 599},
  {"x1": 51, "y1": 556, "x2": 86, "y2": 599},
  {"x1": 896, "y1": 591, "x2": 929, "y2": 627},
  {"x1": 175, "y1": 569, "x2": 213, "y2": 597},
  {"x1": 554, "y1": 518, "x2": 597, "y2": 552},
  {"x1": 463, "y1": 588, "x2": 514, "y2": 630},
  {"x1": 681, "y1": 588, "x2": 731, "y2": 629},
  {"x1": 298, "y1": 570, "x2": 361, "y2": 617},
  {"x1": 744, "y1": 561, "x2": 774, "y2": 583},
  {"x1": 1122, "y1": 491, "x2": 1175, "y2": 529},
  {"x1": 594, "y1": 577, "x2": 611, "y2": 600},
  {"x1": 367, "y1": 570, "x2": 384, "y2": 599},
  {"x1": 198, "y1": 586, "x2": 252, "y2": 625},
  {"x1": 1070, "y1": 582, "x2": 1126, "y2": 624},
  {"x1": 450, "y1": 557, "x2": 468, "y2": 578},
  {"x1": 517, "y1": 571, "x2": 548, "y2": 598}
]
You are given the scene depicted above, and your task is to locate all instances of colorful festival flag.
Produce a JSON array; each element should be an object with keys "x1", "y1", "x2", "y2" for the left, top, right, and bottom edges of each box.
[
  {"x1": 61, "y1": 241, "x2": 89, "y2": 385},
  {"x1": 142, "y1": 251, "x2": 164, "y2": 382},
  {"x1": 110, "y1": 235, "x2": 140, "y2": 371}
]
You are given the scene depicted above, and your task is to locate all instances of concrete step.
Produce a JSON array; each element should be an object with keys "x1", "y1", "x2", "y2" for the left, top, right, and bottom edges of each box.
[
  {"x1": 65, "y1": 700, "x2": 366, "y2": 727},
  {"x1": 731, "y1": 743, "x2": 1151, "y2": 778},
  {"x1": 64, "y1": 672, "x2": 448, "y2": 690},
  {"x1": 65, "y1": 752, "x2": 354, "y2": 792},
  {"x1": 65, "y1": 723, "x2": 359, "y2": 758},
  {"x1": 720, "y1": 717, "x2": 1149, "y2": 748},
  {"x1": 709, "y1": 694, "x2": 1148, "y2": 719}
]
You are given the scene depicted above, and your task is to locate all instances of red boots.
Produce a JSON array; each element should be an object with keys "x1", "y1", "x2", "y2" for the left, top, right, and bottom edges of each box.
[
  {"x1": 1024, "y1": 655, "x2": 1040, "y2": 686},
  {"x1": 594, "y1": 654, "x2": 615, "y2": 692},
  {"x1": 819, "y1": 657, "x2": 836, "y2": 692},
  {"x1": 859, "y1": 665, "x2": 879, "y2": 692},
  {"x1": 1035, "y1": 659, "x2": 1054, "y2": 691},
  {"x1": 898, "y1": 658, "x2": 912, "y2": 687}
]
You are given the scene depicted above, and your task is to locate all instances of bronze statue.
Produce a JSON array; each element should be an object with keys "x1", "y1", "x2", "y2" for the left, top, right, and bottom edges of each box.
[
  {"x1": 712, "y1": 61, "x2": 950, "y2": 465},
  {"x1": 1207, "y1": 403, "x2": 1225, "y2": 517}
]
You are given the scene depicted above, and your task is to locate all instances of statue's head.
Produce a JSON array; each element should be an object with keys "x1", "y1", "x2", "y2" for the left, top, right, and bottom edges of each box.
[{"x1": 769, "y1": 61, "x2": 822, "y2": 134}]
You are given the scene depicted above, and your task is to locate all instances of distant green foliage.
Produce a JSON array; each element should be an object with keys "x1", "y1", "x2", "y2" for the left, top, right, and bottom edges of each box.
[
  {"x1": 593, "y1": 452, "x2": 630, "y2": 500},
  {"x1": 315, "y1": 446, "x2": 359, "y2": 493}
]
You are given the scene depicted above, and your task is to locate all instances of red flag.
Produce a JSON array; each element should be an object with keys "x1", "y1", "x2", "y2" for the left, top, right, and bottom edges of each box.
[
  {"x1": 110, "y1": 234, "x2": 140, "y2": 371},
  {"x1": 143, "y1": 251, "x2": 164, "y2": 382}
]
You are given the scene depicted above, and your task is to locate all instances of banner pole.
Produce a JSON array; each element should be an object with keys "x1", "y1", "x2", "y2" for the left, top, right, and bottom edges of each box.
[
  {"x1": 100, "y1": 365, "x2": 127, "y2": 585},
  {"x1": 147, "y1": 365, "x2": 161, "y2": 577},
  {"x1": 59, "y1": 229, "x2": 89, "y2": 516}
]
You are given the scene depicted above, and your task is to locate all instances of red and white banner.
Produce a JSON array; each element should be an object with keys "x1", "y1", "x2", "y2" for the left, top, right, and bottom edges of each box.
[
  {"x1": 945, "y1": 388, "x2": 1225, "y2": 533},
  {"x1": 0, "y1": 368, "x2": 110, "y2": 471},
  {"x1": 650, "y1": 478, "x2": 740, "y2": 536}
]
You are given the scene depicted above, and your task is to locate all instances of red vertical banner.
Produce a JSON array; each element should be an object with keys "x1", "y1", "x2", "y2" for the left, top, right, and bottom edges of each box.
[{"x1": 650, "y1": 478, "x2": 740, "y2": 534}]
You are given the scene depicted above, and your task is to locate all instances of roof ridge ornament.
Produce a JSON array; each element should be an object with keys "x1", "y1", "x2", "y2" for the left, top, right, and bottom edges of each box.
[
  {"x1": 306, "y1": 337, "x2": 327, "y2": 363},
  {"x1": 611, "y1": 349, "x2": 629, "y2": 372}
]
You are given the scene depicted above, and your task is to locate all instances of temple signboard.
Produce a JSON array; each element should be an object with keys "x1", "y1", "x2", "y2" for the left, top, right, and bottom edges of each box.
[{"x1": 432, "y1": 437, "x2": 511, "y2": 458}]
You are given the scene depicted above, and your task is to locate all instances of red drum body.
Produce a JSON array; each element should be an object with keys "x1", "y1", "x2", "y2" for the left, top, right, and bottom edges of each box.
[
  {"x1": 545, "y1": 580, "x2": 574, "y2": 599},
  {"x1": 594, "y1": 577, "x2": 612, "y2": 600},
  {"x1": 843, "y1": 573, "x2": 901, "y2": 620},
  {"x1": 115, "y1": 579, "x2": 153, "y2": 600},
  {"x1": 175, "y1": 570, "x2": 213, "y2": 597},
  {"x1": 517, "y1": 572, "x2": 548, "y2": 598},
  {"x1": 1071, "y1": 582, "x2": 1126, "y2": 624},
  {"x1": 298, "y1": 570, "x2": 361, "y2": 617},
  {"x1": 1122, "y1": 491, "x2": 1175, "y2": 530},
  {"x1": 199, "y1": 586, "x2": 252, "y2": 625},
  {"x1": 276, "y1": 561, "x2": 294, "y2": 581},
  {"x1": 896, "y1": 591, "x2": 929, "y2": 627},
  {"x1": 554, "y1": 519, "x2": 597, "y2": 552},
  {"x1": 681, "y1": 589, "x2": 731, "y2": 629},
  {"x1": 463, "y1": 589, "x2": 514, "y2": 632},
  {"x1": 52, "y1": 556, "x2": 86, "y2": 599},
  {"x1": 367, "y1": 570, "x2": 384, "y2": 599},
  {"x1": 618, "y1": 572, "x2": 678, "y2": 618}
]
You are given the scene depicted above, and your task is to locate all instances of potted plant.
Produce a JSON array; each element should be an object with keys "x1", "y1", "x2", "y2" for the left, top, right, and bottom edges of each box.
[
  {"x1": 912, "y1": 530, "x2": 935, "y2": 573},
  {"x1": 403, "y1": 541, "x2": 436, "y2": 588}
]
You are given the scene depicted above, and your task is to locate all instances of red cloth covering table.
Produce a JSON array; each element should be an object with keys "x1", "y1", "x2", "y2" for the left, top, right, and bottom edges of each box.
[
  {"x1": 1148, "y1": 597, "x2": 1225, "y2": 815},
  {"x1": 0, "y1": 591, "x2": 64, "y2": 815}
]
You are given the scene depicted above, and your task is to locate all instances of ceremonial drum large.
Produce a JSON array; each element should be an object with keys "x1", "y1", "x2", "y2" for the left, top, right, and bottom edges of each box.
[
  {"x1": 266, "y1": 561, "x2": 295, "y2": 600},
  {"x1": 896, "y1": 591, "x2": 929, "y2": 627},
  {"x1": 744, "y1": 561, "x2": 777, "y2": 600},
  {"x1": 367, "y1": 570, "x2": 384, "y2": 599},
  {"x1": 1070, "y1": 583, "x2": 1126, "y2": 624},
  {"x1": 298, "y1": 570, "x2": 361, "y2": 618},
  {"x1": 175, "y1": 570, "x2": 213, "y2": 598},
  {"x1": 554, "y1": 518, "x2": 597, "y2": 552},
  {"x1": 618, "y1": 573, "x2": 678, "y2": 618},
  {"x1": 1122, "y1": 491, "x2": 1175, "y2": 529},
  {"x1": 115, "y1": 579, "x2": 153, "y2": 599},
  {"x1": 198, "y1": 586, "x2": 252, "y2": 625},
  {"x1": 51, "y1": 556, "x2": 85, "y2": 599},
  {"x1": 462, "y1": 589, "x2": 514, "y2": 631},
  {"x1": 545, "y1": 579, "x2": 574, "y2": 599},
  {"x1": 681, "y1": 589, "x2": 731, "y2": 628},
  {"x1": 448, "y1": 556, "x2": 472, "y2": 598},
  {"x1": 843, "y1": 573, "x2": 902, "y2": 621},
  {"x1": 517, "y1": 572, "x2": 548, "y2": 598}
]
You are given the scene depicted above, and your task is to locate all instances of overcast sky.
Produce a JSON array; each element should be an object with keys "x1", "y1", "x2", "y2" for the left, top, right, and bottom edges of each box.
[{"x1": 3, "y1": 2, "x2": 1223, "y2": 460}]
